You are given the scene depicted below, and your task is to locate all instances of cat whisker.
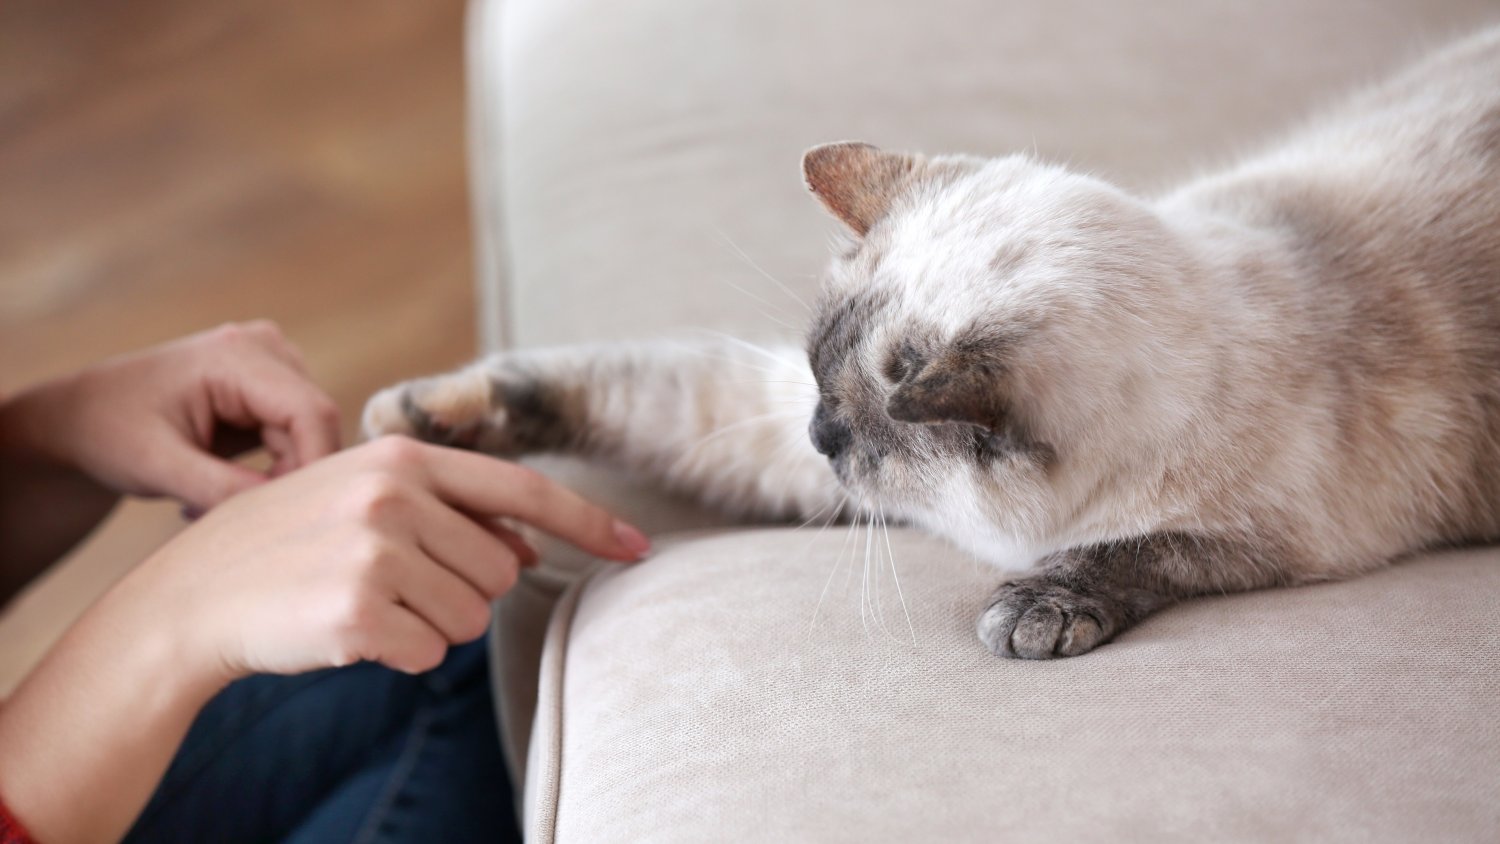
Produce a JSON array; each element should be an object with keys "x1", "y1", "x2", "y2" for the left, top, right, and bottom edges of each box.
[
  {"x1": 661, "y1": 409, "x2": 810, "y2": 495},
  {"x1": 706, "y1": 270, "x2": 803, "y2": 333},
  {"x1": 880, "y1": 504, "x2": 917, "y2": 645},
  {"x1": 674, "y1": 409, "x2": 807, "y2": 451},
  {"x1": 757, "y1": 435, "x2": 833, "y2": 517},
  {"x1": 683, "y1": 332, "x2": 815, "y2": 384},
  {"x1": 860, "y1": 510, "x2": 874, "y2": 641},
  {"x1": 712, "y1": 227, "x2": 813, "y2": 314},
  {"x1": 842, "y1": 501, "x2": 866, "y2": 596},
  {"x1": 669, "y1": 340, "x2": 793, "y2": 379},
  {"x1": 791, "y1": 497, "x2": 846, "y2": 565},
  {"x1": 863, "y1": 504, "x2": 905, "y2": 646},
  {"x1": 870, "y1": 506, "x2": 896, "y2": 643},
  {"x1": 790, "y1": 498, "x2": 836, "y2": 532},
  {"x1": 809, "y1": 502, "x2": 864, "y2": 634},
  {"x1": 701, "y1": 331, "x2": 792, "y2": 362}
]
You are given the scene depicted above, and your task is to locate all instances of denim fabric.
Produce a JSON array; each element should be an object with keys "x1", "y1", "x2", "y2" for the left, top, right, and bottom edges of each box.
[{"x1": 123, "y1": 638, "x2": 519, "y2": 844}]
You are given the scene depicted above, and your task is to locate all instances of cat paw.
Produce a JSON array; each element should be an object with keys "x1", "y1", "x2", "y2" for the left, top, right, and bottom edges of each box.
[
  {"x1": 976, "y1": 577, "x2": 1121, "y2": 659},
  {"x1": 362, "y1": 363, "x2": 579, "y2": 457},
  {"x1": 361, "y1": 367, "x2": 502, "y2": 451}
]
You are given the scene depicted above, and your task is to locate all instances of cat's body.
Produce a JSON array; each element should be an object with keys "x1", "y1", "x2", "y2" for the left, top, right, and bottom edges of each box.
[{"x1": 365, "y1": 28, "x2": 1500, "y2": 658}]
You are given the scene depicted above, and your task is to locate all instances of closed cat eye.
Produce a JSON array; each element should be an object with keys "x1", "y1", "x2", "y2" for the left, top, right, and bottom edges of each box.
[{"x1": 882, "y1": 341, "x2": 923, "y2": 384}]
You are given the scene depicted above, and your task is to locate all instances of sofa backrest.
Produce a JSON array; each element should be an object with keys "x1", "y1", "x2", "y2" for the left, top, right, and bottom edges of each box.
[{"x1": 469, "y1": 0, "x2": 1498, "y2": 351}]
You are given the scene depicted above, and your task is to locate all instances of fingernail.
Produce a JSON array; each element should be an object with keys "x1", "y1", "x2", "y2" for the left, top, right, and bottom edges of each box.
[
  {"x1": 612, "y1": 519, "x2": 652, "y2": 560},
  {"x1": 519, "y1": 542, "x2": 540, "y2": 568}
]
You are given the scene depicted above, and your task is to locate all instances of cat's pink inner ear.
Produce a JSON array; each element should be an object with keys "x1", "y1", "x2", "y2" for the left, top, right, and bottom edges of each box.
[{"x1": 802, "y1": 142, "x2": 917, "y2": 236}]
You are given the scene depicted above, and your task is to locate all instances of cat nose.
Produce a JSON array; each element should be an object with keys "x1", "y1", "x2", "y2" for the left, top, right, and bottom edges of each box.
[{"x1": 809, "y1": 402, "x2": 853, "y2": 459}]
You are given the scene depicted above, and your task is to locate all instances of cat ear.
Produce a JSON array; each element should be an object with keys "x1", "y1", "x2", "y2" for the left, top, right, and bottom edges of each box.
[{"x1": 802, "y1": 142, "x2": 918, "y2": 236}]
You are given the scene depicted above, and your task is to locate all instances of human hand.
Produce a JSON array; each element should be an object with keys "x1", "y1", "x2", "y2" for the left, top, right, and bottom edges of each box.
[
  {"x1": 0, "y1": 321, "x2": 341, "y2": 513},
  {"x1": 108, "y1": 436, "x2": 650, "y2": 685},
  {"x1": 0, "y1": 436, "x2": 650, "y2": 844}
]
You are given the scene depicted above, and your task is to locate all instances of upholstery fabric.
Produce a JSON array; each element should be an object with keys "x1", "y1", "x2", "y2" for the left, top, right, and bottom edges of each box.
[
  {"x1": 465, "y1": 0, "x2": 1500, "y2": 838},
  {"x1": 532, "y1": 531, "x2": 1500, "y2": 842}
]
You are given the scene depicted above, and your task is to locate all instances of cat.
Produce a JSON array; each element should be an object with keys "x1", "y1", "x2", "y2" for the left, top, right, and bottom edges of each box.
[{"x1": 363, "y1": 27, "x2": 1500, "y2": 659}]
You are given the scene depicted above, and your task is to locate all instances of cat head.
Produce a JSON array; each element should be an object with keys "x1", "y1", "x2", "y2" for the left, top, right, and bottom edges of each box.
[{"x1": 802, "y1": 142, "x2": 1200, "y2": 562}]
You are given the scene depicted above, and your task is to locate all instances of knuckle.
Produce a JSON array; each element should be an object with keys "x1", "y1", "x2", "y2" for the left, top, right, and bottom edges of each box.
[
  {"x1": 244, "y1": 318, "x2": 284, "y2": 339},
  {"x1": 328, "y1": 591, "x2": 380, "y2": 640},
  {"x1": 410, "y1": 638, "x2": 447, "y2": 673},
  {"x1": 364, "y1": 434, "x2": 425, "y2": 470},
  {"x1": 208, "y1": 320, "x2": 284, "y2": 357},
  {"x1": 504, "y1": 463, "x2": 550, "y2": 501},
  {"x1": 490, "y1": 557, "x2": 520, "y2": 597},
  {"x1": 345, "y1": 474, "x2": 408, "y2": 522},
  {"x1": 458, "y1": 601, "x2": 493, "y2": 641},
  {"x1": 210, "y1": 321, "x2": 247, "y2": 346},
  {"x1": 327, "y1": 646, "x2": 362, "y2": 669},
  {"x1": 350, "y1": 533, "x2": 398, "y2": 572},
  {"x1": 315, "y1": 397, "x2": 342, "y2": 425}
]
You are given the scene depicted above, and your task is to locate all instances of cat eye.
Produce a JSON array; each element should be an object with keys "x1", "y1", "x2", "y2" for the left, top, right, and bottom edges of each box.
[{"x1": 882, "y1": 356, "x2": 907, "y2": 384}]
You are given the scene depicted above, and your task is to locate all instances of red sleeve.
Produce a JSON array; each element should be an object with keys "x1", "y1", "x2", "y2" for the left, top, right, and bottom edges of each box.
[{"x1": 0, "y1": 797, "x2": 33, "y2": 844}]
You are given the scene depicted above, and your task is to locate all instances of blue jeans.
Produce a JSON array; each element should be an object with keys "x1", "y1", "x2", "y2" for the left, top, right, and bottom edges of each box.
[{"x1": 123, "y1": 638, "x2": 521, "y2": 843}]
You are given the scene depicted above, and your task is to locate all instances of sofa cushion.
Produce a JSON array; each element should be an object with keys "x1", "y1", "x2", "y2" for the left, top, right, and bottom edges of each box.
[{"x1": 530, "y1": 529, "x2": 1500, "y2": 841}]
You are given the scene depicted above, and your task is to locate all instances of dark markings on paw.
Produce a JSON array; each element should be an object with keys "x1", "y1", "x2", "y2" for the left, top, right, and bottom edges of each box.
[
  {"x1": 399, "y1": 390, "x2": 479, "y2": 449},
  {"x1": 494, "y1": 373, "x2": 580, "y2": 453}
]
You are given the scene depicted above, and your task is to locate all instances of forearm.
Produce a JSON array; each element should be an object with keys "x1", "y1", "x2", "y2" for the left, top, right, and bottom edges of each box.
[{"x1": 0, "y1": 565, "x2": 223, "y2": 843}]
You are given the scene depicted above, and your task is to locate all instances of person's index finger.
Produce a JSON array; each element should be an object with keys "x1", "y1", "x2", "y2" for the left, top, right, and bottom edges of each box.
[
  {"x1": 238, "y1": 356, "x2": 343, "y2": 466},
  {"x1": 415, "y1": 445, "x2": 650, "y2": 562}
]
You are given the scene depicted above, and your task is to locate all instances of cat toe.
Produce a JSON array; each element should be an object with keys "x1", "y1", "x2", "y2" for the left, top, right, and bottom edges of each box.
[
  {"x1": 407, "y1": 369, "x2": 495, "y2": 437},
  {"x1": 977, "y1": 579, "x2": 1115, "y2": 659},
  {"x1": 1054, "y1": 611, "x2": 1106, "y2": 656},
  {"x1": 361, "y1": 385, "x2": 415, "y2": 440},
  {"x1": 1009, "y1": 603, "x2": 1065, "y2": 658},
  {"x1": 975, "y1": 583, "x2": 1038, "y2": 658},
  {"x1": 363, "y1": 370, "x2": 498, "y2": 449}
]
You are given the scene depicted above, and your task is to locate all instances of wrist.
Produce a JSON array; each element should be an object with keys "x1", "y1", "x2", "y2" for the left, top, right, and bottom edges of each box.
[
  {"x1": 90, "y1": 553, "x2": 241, "y2": 706},
  {"x1": 0, "y1": 373, "x2": 84, "y2": 469},
  {"x1": 0, "y1": 544, "x2": 231, "y2": 844}
]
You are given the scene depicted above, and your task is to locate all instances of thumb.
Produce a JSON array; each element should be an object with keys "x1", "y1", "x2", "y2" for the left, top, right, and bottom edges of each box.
[{"x1": 154, "y1": 436, "x2": 268, "y2": 513}]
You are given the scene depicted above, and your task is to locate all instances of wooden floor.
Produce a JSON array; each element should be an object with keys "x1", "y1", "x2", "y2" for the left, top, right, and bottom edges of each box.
[{"x1": 0, "y1": 0, "x2": 476, "y2": 691}]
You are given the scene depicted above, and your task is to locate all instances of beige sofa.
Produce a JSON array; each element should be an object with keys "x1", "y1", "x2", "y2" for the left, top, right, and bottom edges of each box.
[{"x1": 466, "y1": 1, "x2": 1500, "y2": 840}]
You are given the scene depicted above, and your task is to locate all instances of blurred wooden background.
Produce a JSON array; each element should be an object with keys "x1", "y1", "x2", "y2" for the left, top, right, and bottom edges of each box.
[{"x1": 0, "y1": 0, "x2": 476, "y2": 690}]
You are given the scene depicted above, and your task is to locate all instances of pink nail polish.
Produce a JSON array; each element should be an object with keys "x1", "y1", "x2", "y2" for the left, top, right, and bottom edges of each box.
[{"x1": 612, "y1": 519, "x2": 652, "y2": 559}]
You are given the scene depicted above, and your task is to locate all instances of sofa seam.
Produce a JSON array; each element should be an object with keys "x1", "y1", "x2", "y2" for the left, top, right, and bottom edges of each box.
[{"x1": 529, "y1": 561, "x2": 604, "y2": 842}]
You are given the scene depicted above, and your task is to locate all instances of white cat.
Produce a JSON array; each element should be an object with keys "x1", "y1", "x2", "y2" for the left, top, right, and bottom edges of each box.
[{"x1": 364, "y1": 27, "x2": 1500, "y2": 658}]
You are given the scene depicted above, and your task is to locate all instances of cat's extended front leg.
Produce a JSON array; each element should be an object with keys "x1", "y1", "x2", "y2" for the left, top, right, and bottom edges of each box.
[
  {"x1": 362, "y1": 340, "x2": 849, "y2": 522},
  {"x1": 977, "y1": 534, "x2": 1285, "y2": 659}
]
